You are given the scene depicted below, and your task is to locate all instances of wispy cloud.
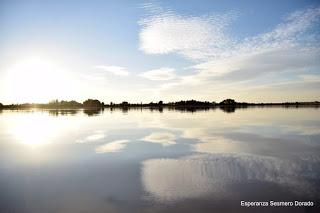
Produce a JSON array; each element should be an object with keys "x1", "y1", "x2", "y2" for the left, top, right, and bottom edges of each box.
[
  {"x1": 139, "y1": 4, "x2": 320, "y2": 101},
  {"x1": 140, "y1": 67, "x2": 176, "y2": 81},
  {"x1": 139, "y1": 4, "x2": 237, "y2": 60},
  {"x1": 95, "y1": 139, "x2": 129, "y2": 153},
  {"x1": 142, "y1": 132, "x2": 176, "y2": 146},
  {"x1": 93, "y1": 65, "x2": 129, "y2": 76},
  {"x1": 299, "y1": 74, "x2": 320, "y2": 82},
  {"x1": 192, "y1": 6, "x2": 320, "y2": 77}
]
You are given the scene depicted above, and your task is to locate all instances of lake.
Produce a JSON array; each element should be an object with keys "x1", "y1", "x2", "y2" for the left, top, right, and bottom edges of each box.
[{"x1": 0, "y1": 107, "x2": 319, "y2": 212}]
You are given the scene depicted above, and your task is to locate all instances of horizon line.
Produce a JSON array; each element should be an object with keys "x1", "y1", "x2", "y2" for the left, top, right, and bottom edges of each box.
[{"x1": 1, "y1": 99, "x2": 320, "y2": 106}]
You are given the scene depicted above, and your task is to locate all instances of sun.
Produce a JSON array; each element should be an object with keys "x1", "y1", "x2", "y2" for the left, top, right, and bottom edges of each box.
[{"x1": 5, "y1": 56, "x2": 74, "y2": 103}]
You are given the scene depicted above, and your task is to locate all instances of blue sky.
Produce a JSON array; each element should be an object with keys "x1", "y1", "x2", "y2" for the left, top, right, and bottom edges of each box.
[{"x1": 0, "y1": 0, "x2": 319, "y2": 103}]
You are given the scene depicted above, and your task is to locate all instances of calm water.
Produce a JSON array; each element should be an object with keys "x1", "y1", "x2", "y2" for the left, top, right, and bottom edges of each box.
[{"x1": 0, "y1": 107, "x2": 319, "y2": 213}]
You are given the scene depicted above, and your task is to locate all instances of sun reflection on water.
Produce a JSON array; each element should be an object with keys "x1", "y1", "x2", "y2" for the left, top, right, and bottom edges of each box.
[{"x1": 6, "y1": 112, "x2": 63, "y2": 146}]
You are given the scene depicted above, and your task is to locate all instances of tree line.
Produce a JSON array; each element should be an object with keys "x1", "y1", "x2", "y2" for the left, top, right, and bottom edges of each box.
[{"x1": 1, "y1": 98, "x2": 319, "y2": 110}]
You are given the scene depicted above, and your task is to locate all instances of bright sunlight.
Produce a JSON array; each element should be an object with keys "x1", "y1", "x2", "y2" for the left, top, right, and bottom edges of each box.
[
  {"x1": 5, "y1": 56, "x2": 75, "y2": 103},
  {"x1": 5, "y1": 112, "x2": 60, "y2": 146}
]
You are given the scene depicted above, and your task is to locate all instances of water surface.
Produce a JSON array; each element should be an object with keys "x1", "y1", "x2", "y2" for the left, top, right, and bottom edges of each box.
[{"x1": 0, "y1": 108, "x2": 319, "y2": 212}]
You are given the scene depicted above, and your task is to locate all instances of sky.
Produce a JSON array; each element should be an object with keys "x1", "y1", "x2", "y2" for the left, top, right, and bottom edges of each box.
[{"x1": 0, "y1": 0, "x2": 320, "y2": 104}]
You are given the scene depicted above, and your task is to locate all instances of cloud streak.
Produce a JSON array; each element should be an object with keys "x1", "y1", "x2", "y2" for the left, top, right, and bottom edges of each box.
[
  {"x1": 93, "y1": 65, "x2": 129, "y2": 76},
  {"x1": 140, "y1": 67, "x2": 176, "y2": 81}
]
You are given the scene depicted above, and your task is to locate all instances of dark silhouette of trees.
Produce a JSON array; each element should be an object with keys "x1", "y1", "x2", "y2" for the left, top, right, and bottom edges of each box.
[
  {"x1": 1, "y1": 98, "x2": 319, "y2": 112},
  {"x1": 83, "y1": 99, "x2": 104, "y2": 108},
  {"x1": 120, "y1": 101, "x2": 129, "y2": 107},
  {"x1": 168, "y1": 100, "x2": 212, "y2": 108},
  {"x1": 220, "y1": 99, "x2": 236, "y2": 105},
  {"x1": 47, "y1": 100, "x2": 82, "y2": 108}
]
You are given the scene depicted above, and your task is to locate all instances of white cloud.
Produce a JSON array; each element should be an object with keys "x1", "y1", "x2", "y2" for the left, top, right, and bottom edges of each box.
[
  {"x1": 140, "y1": 67, "x2": 176, "y2": 81},
  {"x1": 139, "y1": 5, "x2": 320, "y2": 102},
  {"x1": 194, "y1": 46, "x2": 320, "y2": 79},
  {"x1": 93, "y1": 65, "x2": 129, "y2": 76},
  {"x1": 139, "y1": 4, "x2": 236, "y2": 59},
  {"x1": 142, "y1": 132, "x2": 176, "y2": 146},
  {"x1": 95, "y1": 139, "x2": 129, "y2": 153}
]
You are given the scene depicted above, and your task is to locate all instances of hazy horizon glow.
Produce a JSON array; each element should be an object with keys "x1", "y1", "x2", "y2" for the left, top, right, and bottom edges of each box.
[{"x1": 0, "y1": 0, "x2": 319, "y2": 104}]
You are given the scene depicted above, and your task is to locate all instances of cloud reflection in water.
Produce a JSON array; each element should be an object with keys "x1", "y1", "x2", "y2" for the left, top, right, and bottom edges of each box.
[
  {"x1": 142, "y1": 153, "x2": 320, "y2": 202},
  {"x1": 76, "y1": 131, "x2": 106, "y2": 143},
  {"x1": 95, "y1": 140, "x2": 129, "y2": 153},
  {"x1": 142, "y1": 132, "x2": 176, "y2": 146}
]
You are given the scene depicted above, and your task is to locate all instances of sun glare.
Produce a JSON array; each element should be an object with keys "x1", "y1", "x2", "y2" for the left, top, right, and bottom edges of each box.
[
  {"x1": 5, "y1": 56, "x2": 74, "y2": 103},
  {"x1": 6, "y1": 112, "x2": 60, "y2": 146}
]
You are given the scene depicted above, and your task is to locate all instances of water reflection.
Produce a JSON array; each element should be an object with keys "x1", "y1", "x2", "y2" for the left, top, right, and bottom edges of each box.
[
  {"x1": 95, "y1": 140, "x2": 130, "y2": 153},
  {"x1": 83, "y1": 108, "x2": 104, "y2": 116},
  {"x1": 220, "y1": 105, "x2": 236, "y2": 113},
  {"x1": 76, "y1": 130, "x2": 106, "y2": 143},
  {"x1": 142, "y1": 132, "x2": 176, "y2": 146},
  {"x1": 142, "y1": 153, "x2": 320, "y2": 202},
  {"x1": 3, "y1": 112, "x2": 66, "y2": 146},
  {"x1": 48, "y1": 109, "x2": 80, "y2": 116},
  {"x1": 0, "y1": 108, "x2": 319, "y2": 212}
]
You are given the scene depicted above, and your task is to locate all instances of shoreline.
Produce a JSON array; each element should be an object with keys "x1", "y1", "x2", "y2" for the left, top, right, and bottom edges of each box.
[
  {"x1": 1, "y1": 99, "x2": 319, "y2": 111},
  {"x1": 1, "y1": 103, "x2": 319, "y2": 111}
]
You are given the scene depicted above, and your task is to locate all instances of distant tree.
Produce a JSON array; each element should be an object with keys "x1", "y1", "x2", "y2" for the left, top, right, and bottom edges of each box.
[
  {"x1": 83, "y1": 99, "x2": 103, "y2": 108},
  {"x1": 121, "y1": 101, "x2": 129, "y2": 106},
  {"x1": 48, "y1": 99, "x2": 58, "y2": 106},
  {"x1": 47, "y1": 100, "x2": 82, "y2": 108},
  {"x1": 219, "y1": 99, "x2": 237, "y2": 113},
  {"x1": 220, "y1": 99, "x2": 236, "y2": 105},
  {"x1": 0, "y1": 103, "x2": 3, "y2": 108},
  {"x1": 158, "y1": 101, "x2": 163, "y2": 105},
  {"x1": 68, "y1": 100, "x2": 82, "y2": 108}
]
